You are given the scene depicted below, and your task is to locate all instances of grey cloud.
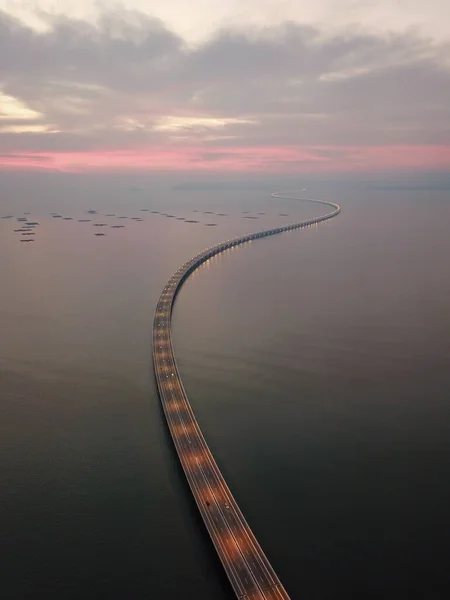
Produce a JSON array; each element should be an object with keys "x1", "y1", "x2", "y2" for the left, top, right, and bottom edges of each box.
[
  {"x1": 0, "y1": 116, "x2": 44, "y2": 126},
  {"x1": 0, "y1": 10, "x2": 181, "y2": 82},
  {"x1": 0, "y1": 152, "x2": 52, "y2": 161},
  {"x1": 197, "y1": 152, "x2": 236, "y2": 162},
  {"x1": 0, "y1": 9, "x2": 449, "y2": 151}
]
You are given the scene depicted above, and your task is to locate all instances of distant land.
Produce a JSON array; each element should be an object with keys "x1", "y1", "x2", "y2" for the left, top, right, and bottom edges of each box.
[{"x1": 174, "y1": 181, "x2": 288, "y2": 191}]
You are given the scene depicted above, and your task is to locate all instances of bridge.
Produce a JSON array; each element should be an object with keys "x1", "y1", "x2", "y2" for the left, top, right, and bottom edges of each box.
[{"x1": 152, "y1": 192, "x2": 341, "y2": 599}]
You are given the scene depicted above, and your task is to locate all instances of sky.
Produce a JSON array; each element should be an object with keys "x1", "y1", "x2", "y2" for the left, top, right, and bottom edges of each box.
[{"x1": 0, "y1": 0, "x2": 449, "y2": 175}]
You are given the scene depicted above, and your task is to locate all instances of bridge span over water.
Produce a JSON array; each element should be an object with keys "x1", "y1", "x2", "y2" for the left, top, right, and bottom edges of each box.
[{"x1": 152, "y1": 192, "x2": 341, "y2": 599}]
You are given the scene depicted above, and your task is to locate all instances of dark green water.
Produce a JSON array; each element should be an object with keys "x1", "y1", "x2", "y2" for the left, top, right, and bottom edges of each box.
[{"x1": 1, "y1": 176, "x2": 449, "y2": 598}]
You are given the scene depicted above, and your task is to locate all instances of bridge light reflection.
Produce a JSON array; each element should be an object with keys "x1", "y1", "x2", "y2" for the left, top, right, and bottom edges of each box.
[
  {"x1": 171, "y1": 421, "x2": 196, "y2": 437},
  {"x1": 167, "y1": 399, "x2": 185, "y2": 413},
  {"x1": 221, "y1": 533, "x2": 244, "y2": 560},
  {"x1": 184, "y1": 451, "x2": 207, "y2": 468}
]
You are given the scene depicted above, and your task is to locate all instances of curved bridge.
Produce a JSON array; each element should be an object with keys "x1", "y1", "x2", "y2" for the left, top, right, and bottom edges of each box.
[{"x1": 152, "y1": 192, "x2": 341, "y2": 599}]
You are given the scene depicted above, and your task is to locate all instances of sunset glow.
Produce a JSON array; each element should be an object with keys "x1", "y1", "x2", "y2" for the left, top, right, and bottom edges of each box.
[{"x1": 1, "y1": 145, "x2": 449, "y2": 174}]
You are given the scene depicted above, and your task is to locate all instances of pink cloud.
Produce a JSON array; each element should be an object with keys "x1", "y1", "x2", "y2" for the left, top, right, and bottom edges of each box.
[{"x1": 0, "y1": 145, "x2": 449, "y2": 173}]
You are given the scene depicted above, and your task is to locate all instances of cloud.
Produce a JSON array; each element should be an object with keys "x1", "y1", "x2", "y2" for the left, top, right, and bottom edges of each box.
[{"x1": 0, "y1": 8, "x2": 449, "y2": 172}]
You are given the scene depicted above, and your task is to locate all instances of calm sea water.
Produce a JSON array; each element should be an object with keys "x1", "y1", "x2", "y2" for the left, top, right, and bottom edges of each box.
[{"x1": 1, "y1": 175, "x2": 449, "y2": 599}]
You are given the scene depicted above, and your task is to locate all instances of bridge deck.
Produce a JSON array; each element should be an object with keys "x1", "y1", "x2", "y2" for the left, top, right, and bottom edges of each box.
[{"x1": 152, "y1": 193, "x2": 341, "y2": 598}]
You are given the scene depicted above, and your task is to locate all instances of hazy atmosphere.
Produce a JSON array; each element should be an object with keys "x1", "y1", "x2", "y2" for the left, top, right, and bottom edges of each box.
[{"x1": 1, "y1": 2, "x2": 450, "y2": 600}]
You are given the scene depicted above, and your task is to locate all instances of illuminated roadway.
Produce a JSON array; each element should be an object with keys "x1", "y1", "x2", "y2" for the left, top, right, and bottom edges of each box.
[{"x1": 152, "y1": 192, "x2": 341, "y2": 599}]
